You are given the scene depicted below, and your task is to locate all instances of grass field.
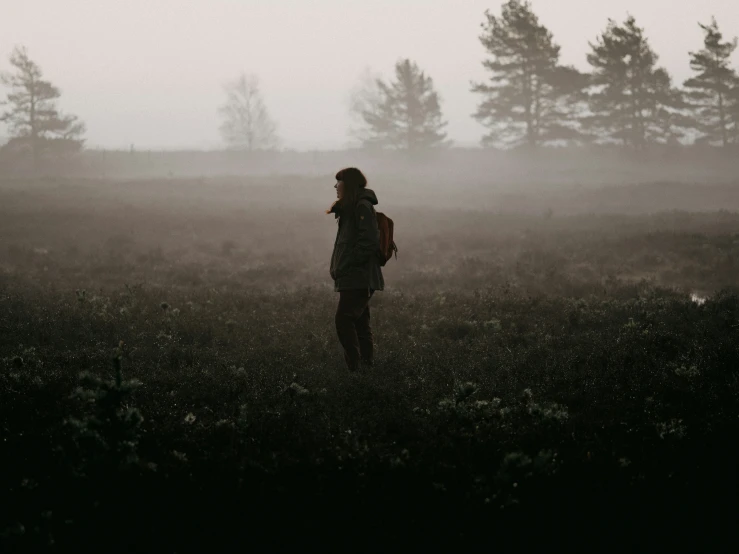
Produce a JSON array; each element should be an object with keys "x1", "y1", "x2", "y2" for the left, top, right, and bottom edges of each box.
[{"x1": 1, "y1": 177, "x2": 738, "y2": 551}]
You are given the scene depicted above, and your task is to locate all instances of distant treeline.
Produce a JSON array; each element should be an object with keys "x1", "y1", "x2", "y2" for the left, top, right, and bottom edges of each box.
[{"x1": 2, "y1": 0, "x2": 739, "y2": 165}]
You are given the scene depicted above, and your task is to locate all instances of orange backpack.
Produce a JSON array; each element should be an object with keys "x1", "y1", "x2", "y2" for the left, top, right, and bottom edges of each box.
[{"x1": 375, "y1": 212, "x2": 398, "y2": 266}]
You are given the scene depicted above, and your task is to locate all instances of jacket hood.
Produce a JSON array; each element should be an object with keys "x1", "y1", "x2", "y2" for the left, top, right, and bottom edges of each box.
[{"x1": 358, "y1": 188, "x2": 378, "y2": 205}]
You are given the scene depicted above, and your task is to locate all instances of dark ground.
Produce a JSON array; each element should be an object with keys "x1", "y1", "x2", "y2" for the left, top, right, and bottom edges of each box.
[{"x1": 0, "y1": 177, "x2": 737, "y2": 551}]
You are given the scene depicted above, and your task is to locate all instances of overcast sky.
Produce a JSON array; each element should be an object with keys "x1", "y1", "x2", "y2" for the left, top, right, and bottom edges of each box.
[{"x1": 1, "y1": 0, "x2": 738, "y2": 150}]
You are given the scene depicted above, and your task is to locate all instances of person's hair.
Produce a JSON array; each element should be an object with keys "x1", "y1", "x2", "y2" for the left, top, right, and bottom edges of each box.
[{"x1": 336, "y1": 167, "x2": 367, "y2": 210}]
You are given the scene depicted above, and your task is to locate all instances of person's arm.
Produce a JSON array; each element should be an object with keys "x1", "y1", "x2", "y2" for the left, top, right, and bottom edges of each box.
[{"x1": 353, "y1": 201, "x2": 379, "y2": 265}]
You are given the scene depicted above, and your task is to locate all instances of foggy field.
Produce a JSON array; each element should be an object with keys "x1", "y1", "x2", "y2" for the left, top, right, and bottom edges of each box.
[
  {"x1": 5, "y1": 176, "x2": 739, "y2": 293},
  {"x1": 5, "y1": 0, "x2": 739, "y2": 548},
  {"x1": 1, "y1": 177, "x2": 738, "y2": 550}
]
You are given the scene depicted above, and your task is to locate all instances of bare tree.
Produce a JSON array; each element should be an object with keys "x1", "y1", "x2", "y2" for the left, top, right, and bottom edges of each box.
[
  {"x1": 219, "y1": 73, "x2": 279, "y2": 151},
  {"x1": 346, "y1": 67, "x2": 382, "y2": 148},
  {"x1": 0, "y1": 45, "x2": 86, "y2": 165}
]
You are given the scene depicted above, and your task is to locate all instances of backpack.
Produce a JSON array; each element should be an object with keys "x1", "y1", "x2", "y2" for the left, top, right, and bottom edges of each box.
[{"x1": 375, "y1": 211, "x2": 398, "y2": 266}]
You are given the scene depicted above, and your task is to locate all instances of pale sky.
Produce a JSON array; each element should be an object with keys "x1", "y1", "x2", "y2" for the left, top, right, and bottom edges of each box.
[{"x1": 1, "y1": 0, "x2": 738, "y2": 150}]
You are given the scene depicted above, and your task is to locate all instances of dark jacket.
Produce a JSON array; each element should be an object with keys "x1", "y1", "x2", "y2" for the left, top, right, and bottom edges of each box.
[{"x1": 329, "y1": 188, "x2": 385, "y2": 292}]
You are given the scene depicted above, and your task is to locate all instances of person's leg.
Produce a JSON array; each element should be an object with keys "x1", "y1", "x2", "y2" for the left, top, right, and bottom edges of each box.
[
  {"x1": 356, "y1": 289, "x2": 374, "y2": 365},
  {"x1": 335, "y1": 289, "x2": 371, "y2": 371}
]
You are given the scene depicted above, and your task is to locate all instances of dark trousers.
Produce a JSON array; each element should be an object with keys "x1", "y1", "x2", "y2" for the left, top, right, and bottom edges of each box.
[{"x1": 335, "y1": 288, "x2": 375, "y2": 371}]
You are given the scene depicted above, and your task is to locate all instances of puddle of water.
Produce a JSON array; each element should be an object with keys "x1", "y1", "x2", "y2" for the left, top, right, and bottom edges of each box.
[{"x1": 690, "y1": 293, "x2": 707, "y2": 306}]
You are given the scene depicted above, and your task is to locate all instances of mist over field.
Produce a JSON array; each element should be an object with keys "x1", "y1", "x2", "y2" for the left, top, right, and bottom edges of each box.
[{"x1": 2, "y1": 1, "x2": 739, "y2": 551}]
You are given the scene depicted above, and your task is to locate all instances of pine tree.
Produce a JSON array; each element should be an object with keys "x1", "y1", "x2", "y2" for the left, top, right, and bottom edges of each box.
[
  {"x1": 219, "y1": 73, "x2": 279, "y2": 151},
  {"x1": 0, "y1": 46, "x2": 86, "y2": 164},
  {"x1": 683, "y1": 18, "x2": 738, "y2": 147},
  {"x1": 355, "y1": 59, "x2": 449, "y2": 151},
  {"x1": 471, "y1": 0, "x2": 589, "y2": 149},
  {"x1": 586, "y1": 16, "x2": 683, "y2": 149},
  {"x1": 730, "y1": 82, "x2": 739, "y2": 145}
]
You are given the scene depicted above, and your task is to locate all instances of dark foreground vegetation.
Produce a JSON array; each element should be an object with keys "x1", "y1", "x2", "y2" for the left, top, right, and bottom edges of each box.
[{"x1": 1, "y1": 178, "x2": 738, "y2": 551}]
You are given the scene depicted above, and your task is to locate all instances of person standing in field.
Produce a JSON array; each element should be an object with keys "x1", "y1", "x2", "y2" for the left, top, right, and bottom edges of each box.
[{"x1": 327, "y1": 167, "x2": 384, "y2": 372}]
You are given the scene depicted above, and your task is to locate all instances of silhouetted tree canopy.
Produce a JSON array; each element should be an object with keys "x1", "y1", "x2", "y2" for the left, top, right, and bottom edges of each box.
[
  {"x1": 352, "y1": 59, "x2": 449, "y2": 151},
  {"x1": 585, "y1": 16, "x2": 686, "y2": 149},
  {"x1": 472, "y1": 0, "x2": 589, "y2": 149},
  {"x1": 683, "y1": 18, "x2": 738, "y2": 147},
  {"x1": 0, "y1": 45, "x2": 86, "y2": 164}
]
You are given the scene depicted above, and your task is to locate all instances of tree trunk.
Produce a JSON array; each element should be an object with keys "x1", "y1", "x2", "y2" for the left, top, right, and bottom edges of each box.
[
  {"x1": 523, "y1": 67, "x2": 534, "y2": 148},
  {"x1": 717, "y1": 91, "x2": 727, "y2": 148},
  {"x1": 29, "y1": 78, "x2": 39, "y2": 170}
]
